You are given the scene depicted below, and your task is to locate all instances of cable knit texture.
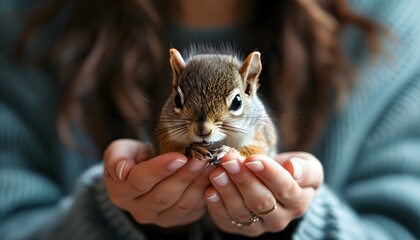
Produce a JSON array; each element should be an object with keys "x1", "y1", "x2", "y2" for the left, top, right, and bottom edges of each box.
[{"x1": 1, "y1": 0, "x2": 420, "y2": 239}]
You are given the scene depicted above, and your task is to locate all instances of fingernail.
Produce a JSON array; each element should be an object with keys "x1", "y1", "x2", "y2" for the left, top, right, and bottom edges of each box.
[
  {"x1": 221, "y1": 160, "x2": 240, "y2": 174},
  {"x1": 116, "y1": 160, "x2": 127, "y2": 181},
  {"x1": 167, "y1": 159, "x2": 187, "y2": 171},
  {"x1": 206, "y1": 193, "x2": 220, "y2": 203},
  {"x1": 245, "y1": 161, "x2": 264, "y2": 172},
  {"x1": 213, "y1": 172, "x2": 229, "y2": 187},
  {"x1": 188, "y1": 159, "x2": 207, "y2": 172},
  {"x1": 290, "y1": 158, "x2": 303, "y2": 180}
]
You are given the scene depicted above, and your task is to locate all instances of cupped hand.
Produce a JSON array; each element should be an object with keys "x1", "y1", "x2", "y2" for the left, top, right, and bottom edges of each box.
[
  {"x1": 103, "y1": 139, "x2": 213, "y2": 227},
  {"x1": 205, "y1": 151, "x2": 324, "y2": 237}
]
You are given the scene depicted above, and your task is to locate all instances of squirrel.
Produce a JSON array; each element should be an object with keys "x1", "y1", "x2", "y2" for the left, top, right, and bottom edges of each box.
[{"x1": 153, "y1": 48, "x2": 278, "y2": 164}]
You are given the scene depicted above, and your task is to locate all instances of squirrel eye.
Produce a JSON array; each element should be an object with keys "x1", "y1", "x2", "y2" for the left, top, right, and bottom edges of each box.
[
  {"x1": 229, "y1": 94, "x2": 243, "y2": 115},
  {"x1": 174, "y1": 93, "x2": 183, "y2": 112},
  {"x1": 174, "y1": 86, "x2": 184, "y2": 113}
]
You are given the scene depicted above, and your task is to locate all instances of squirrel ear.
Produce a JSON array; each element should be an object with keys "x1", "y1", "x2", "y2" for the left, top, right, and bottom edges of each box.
[
  {"x1": 169, "y1": 48, "x2": 185, "y2": 86},
  {"x1": 239, "y1": 51, "x2": 262, "y2": 95}
]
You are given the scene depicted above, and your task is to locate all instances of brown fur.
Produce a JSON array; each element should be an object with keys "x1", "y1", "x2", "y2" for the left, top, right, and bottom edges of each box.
[
  {"x1": 154, "y1": 49, "x2": 277, "y2": 158},
  {"x1": 229, "y1": 129, "x2": 272, "y2": 157}
]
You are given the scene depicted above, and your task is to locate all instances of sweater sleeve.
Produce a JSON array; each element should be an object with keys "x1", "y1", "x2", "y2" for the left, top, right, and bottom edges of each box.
[
  {"x1": 0, "y1": 61, "x2": 60, "y2": 239},
  {"x1": 34, "y1": 164, "x2": 152, "y2": 240},
  {"x1": 294, "y1": 74, "x2": 420, "y2": 239},
  {"x1": 292, "y1": 0, "x2": 420, "y2": 239},
  {"x1": 0, "y1": 58, "x2": 151, "y2": 239},
  {"x1": 0, "y1": 58, "x2": 200, "y2": 239}
]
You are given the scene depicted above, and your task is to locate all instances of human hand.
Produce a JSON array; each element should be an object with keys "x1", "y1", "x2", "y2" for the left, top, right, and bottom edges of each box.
[
  {"x1": 103, "y1": 139, "x2": 213, "y2": 227},
  {"x1": 205, "y1": 151, "x2": 324, "y2": 237}
]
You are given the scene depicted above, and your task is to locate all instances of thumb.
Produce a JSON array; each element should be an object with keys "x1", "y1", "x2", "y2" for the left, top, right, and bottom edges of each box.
[
  {"x1": 103, "y1": 139, "x2": 152, "y2": 181},
  {"x1": 276, "y1": 152, "x2": 324, "y2": 189}
]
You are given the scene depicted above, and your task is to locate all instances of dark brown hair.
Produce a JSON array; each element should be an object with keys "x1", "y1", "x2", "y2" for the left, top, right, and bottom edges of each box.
[{"x1": 17, "y1": 0, "x2": 382, "y2": 152}]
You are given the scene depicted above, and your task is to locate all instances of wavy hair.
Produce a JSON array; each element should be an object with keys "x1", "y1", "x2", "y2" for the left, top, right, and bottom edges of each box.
[{"x1": 17, "y1": 0, "x2": 382, "y2": 152}]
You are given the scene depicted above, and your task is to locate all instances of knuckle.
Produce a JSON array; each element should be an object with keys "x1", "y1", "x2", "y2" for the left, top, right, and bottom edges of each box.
[
  {"x1": 275, "y1": 189, "x2": 287, "y2": 199},
  {"x1": 249, "y1": 197, "x2": 273, "y2": 214},
  {"x1": 151, "y1": 190, "x2": 172, "y2": 207},
  {"x1": 129, "y1": 180, "x2": 150, "y2": 195},
  {"x1": 175, "y1": 200, "x2": 196, "y2": 212},
  {"x1": 275, "y1": 179, "x2": 294, "y2": 200}
]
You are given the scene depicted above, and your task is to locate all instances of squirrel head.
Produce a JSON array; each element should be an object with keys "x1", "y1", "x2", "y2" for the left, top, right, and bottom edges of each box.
[{"x1": 163, "y1": 48, "x2": 263, "y2": 145}]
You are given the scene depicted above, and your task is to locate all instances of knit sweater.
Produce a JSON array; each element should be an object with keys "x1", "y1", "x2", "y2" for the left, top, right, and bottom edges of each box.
[{"x1": 1, "y1": 0, "x2": 420, "y2": 239}]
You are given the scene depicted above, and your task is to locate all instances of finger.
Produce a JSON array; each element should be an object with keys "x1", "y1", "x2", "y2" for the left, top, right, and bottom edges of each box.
[
  {"x1": 103, "y1": 139, "x2": 152, "y2": 181},
  {"x1": 282, "y1": 157, "x2": 324, "y2": 189},
  {"x1": 217, "y1": 154, "x2": 277, "y2": 217},
  {"x1": 256, "y1": 187, "x2": 315, "y2": 232},
  {"x1": 205, "y1": 187, "x2": 233, "y2": 231},
  {"x1": 158, "y1": 164, "x2": 215, "y2": 218},
  {"x1": 275, "y1": 152, "x2": 323, "y2": 179},
  {"x1": 244, "y1": 154, "x2": 303, "y2": 208},
  {"x1": 125, "y1": 152, "x2": 189, "y2": 196},
  {"x1": 205, "y1": 183, "x2": 312, "y2": 234},
  {"x1": 274, "y1": 152, "x2": 324, "y2": 189},
  {"x1": 132, "y1": 157, "x2": 209, "y2": 212},
  {"x1": 205, "y1": 187, "x2": 265, "y2": 237},
  {"x1": 209, "y1": 167, "x2": 253, "y2": 223},
  {"x1": 105, "y1": 152, "x2": 188, "y2": 207},
  {"x1": 155, "y1": 200, "x2": 206, "y2": 227}
]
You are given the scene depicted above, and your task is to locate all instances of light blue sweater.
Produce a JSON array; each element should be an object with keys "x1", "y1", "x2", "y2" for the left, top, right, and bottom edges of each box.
[{"x1": 1, "y1": 0, "x2": 420, "y2": 239}]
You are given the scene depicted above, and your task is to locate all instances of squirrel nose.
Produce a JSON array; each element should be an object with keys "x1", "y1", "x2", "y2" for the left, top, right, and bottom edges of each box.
[
  {"x1": 195, "y1": 129, "x2": 212, "y2": 138},
  {"x1": 194, "y1": 120, "x2": 214, "y2": 139}
]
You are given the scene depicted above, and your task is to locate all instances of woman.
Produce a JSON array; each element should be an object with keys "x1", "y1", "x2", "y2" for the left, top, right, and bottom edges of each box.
[{"x1": 1, "y1": 0, "x2": 419, "y2": 239}]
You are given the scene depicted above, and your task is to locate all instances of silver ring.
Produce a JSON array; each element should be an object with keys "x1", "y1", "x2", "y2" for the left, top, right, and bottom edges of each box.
[{"x1": 230, "y1": 212, "x2": 261, "y2": 227}]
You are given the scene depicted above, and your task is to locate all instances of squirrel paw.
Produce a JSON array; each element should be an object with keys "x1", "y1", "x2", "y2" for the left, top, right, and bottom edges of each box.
[
  {"x1": 184, "y1": 143, "x2": 236, "y2": 165},
  {"x1": 184, "y1": 143, "x2": 213, "y2": 161},
  {"x1": 209, "y1": 145, "x2": 235, "y2": 166}
]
